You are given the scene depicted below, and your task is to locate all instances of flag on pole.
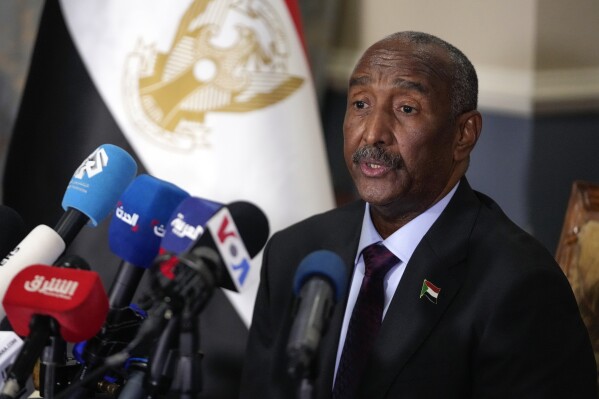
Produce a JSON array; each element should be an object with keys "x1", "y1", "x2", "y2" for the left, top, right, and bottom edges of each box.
[
  {"x1": 58, "y1": 0, "x2": 335, "y2": 325},
  {"x1": 3, "y1": 0, "x2": 334, "y2": 396}
]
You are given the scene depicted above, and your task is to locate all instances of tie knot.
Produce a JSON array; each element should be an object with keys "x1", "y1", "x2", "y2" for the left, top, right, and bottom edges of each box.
[{"x1": 362, "y1": 243, "x2": 399, "y2": 278}]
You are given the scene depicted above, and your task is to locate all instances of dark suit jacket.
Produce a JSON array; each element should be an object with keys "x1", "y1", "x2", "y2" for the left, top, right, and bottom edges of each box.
[{"x1": 240, "y1": 179, "x2": 597, "y2": 398}]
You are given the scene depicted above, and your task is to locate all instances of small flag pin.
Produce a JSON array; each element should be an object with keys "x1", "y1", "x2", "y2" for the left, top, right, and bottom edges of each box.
[{"x1": 420, "y1": 279, "x2": 441, "y2": 304}]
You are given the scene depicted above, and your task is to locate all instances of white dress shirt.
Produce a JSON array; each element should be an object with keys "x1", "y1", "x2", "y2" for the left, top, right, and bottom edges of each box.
[{"x1": 333, "y1": 183, "x2": 459, "y2": 382}]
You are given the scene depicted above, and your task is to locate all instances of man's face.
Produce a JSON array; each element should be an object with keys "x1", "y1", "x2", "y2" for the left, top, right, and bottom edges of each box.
[{"x1": 343, "y1": 40, "x2": 459, "y2": 217}]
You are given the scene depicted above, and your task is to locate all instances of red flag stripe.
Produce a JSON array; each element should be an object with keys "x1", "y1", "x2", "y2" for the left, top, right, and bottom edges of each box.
[
  {"x1": 425, "y1": 280, "x2": 441, "y2": 294},
  {"x1": 284, "y1": 0, "x2": 307, "y2": 55}
]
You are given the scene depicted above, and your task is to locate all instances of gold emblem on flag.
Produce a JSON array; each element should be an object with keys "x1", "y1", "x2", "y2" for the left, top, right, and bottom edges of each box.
[{"x1": 124, "y1": 0, "x2": 304, "y2": 149}]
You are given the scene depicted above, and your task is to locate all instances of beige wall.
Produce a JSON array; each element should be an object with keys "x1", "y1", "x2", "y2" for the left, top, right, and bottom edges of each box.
[
  {"x1": 359, "y1": 0, "x2": 537, "y2": 71},
  {"x1": 537, "y1": 0, "x2": 599, "y2": 70},
  {"x1": 330, "y1": 0, "x2": 599, "y2": 115}
]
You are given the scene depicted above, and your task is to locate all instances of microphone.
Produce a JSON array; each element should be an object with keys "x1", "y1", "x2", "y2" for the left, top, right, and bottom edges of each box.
[
  {"x1": 286, "y1": 250, "x2": 348, "y2": 382},
  {"x1": 1, "y1": 265, "x2": 109, "y2": 398},
  {"x1": 0, "y1": 206, "x2": 27, "y2": 260},
  {"x1": 38, "y1": 254, "x2": 92, "y2": 398},
  {"x1": 0, "y1": 144, "x2": 137, "y2": 321},
  {"x1": 107, "y1": 174, "x2": 189, "y2": 308},
  {"x1": 69, "y1": 175, "x2": 189, "y2": 397},
  {"x1": 58, "y1": 143, "x2": 137, "y2": 245},
  {"x1": 57, "y1": 201, "x2": 269, "y2": 399},
  {"x1": 152, "y1": 200, "x2": 270, "y2": 313},
  {"x1": 0, "y1": 205, "x2": 26, "y2": 331},
  {"x1": 159, "y1": 196, "x2": 223, "y2": 256},
  {"x1": 0, "y1": 226, "x2": 66, "y2": 322},
  {"x1": 144, "y1": 201, "x2": 269, "y2": 398},
  {"x1": 127, "y1": 196, "x2": 221, "y2": 398}
]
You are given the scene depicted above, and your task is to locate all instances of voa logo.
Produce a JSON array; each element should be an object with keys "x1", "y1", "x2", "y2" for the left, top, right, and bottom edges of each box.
[
  {"x1": 73, "y1": 147, "x2": 109, "y2": 179},
  {"x1": 207, "y1": 208, "x2": 251, "y2": 291}
]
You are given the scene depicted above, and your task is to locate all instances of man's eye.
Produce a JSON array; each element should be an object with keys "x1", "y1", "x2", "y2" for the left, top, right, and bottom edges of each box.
[
  {"x1": 401, "y1": 105, "x2": 414, "y2": 113},
  {"x1": 354, "y1": 101, "x2": 366, "y2": 109}
]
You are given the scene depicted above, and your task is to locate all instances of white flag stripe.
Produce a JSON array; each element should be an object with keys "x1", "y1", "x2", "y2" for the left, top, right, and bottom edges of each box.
[{"x1": 60, "y1": 0, "x2": 334, "y2": 326}]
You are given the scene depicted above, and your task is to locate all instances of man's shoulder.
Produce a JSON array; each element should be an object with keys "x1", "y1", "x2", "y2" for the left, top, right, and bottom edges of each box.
[
  {"x1": 277, "y1": 200, "x2": 365, "y2": 237},
  {"x1": 264, "y1": 200, "x2": 364, "y2": 260}
]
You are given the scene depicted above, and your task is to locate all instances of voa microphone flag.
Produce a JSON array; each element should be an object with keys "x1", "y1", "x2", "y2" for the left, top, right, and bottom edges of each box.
[{"x1": 4, "y1": 0, "x2": 334, "y2": 325}]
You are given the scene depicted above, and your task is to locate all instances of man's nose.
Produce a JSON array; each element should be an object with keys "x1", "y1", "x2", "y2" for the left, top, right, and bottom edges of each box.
[{"x1": 362, "y1": 107, "x2": 395, "y2": 146}]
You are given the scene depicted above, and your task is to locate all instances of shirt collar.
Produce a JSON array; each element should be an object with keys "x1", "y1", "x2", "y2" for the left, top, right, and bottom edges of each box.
[{"x1": 356, "y1": 182, "x2": 459, "y2": 265}]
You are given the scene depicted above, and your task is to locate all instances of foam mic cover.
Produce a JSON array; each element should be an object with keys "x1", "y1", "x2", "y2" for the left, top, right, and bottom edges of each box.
[
  {"x1": 292, "y1": 250, "x2": 348, "y2": 301},
  {"x1": 0, "y1": 206, "x2": 27, "y2": 260},
  {"x1": 62, "y1": 144, "x2": 137, "y2": 226},
  {"x1": 0, "y1": 226, "x2": 66, "y2": 320},
  {"x1": 186, "y1": 201, "x2": 269, "y2": 293},
  {"x1": 160, "y1": 196, "x2": 223, "y2": 255},
  {"x1": 2, "y1": 265, "x2": 109, "y2": 342},
  {"x1": 109, "y1": 174, "x2": 189, "y2": 268}
]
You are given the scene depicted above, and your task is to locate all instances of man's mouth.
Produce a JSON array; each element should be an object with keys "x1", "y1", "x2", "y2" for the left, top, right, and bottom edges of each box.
[
  {"x1": 360, "y1": 160, "x2": 393, "y2": 177},
  {"x1": 352, "y1": 145, "x2": 401, "y2": 177}
]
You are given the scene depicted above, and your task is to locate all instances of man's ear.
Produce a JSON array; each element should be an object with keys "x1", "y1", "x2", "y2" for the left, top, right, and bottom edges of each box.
[{"x1": 454, "y1": 110, "x2": 482, "y2": 162}]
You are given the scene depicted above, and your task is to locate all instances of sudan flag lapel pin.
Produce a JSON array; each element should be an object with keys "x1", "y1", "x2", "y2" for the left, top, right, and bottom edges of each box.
[{"x1": 420, "y1": 279, "x2": 441, "y2": 304}]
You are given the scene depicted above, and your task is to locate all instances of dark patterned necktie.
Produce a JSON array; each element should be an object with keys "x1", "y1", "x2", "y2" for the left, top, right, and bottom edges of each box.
[{"x1": 332, "y1": 243, "x2": 399, "y2": 399}]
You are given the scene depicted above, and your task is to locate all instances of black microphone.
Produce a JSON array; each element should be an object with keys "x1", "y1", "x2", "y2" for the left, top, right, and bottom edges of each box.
[
  {"x1": 0, "y1": 206, "x2": 27, "y2": 332},
  {"x1": 0, "y1": 206, "x2": 27, "y2": 260},
  {"x1": 286, "y1": 250, "x2": 348, "y2": 386}
]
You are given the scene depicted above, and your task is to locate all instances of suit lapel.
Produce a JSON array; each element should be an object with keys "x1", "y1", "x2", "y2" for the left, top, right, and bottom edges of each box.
[
  {"x1": 313, "y1": 200, "x2": 365, "y2": 399},
  {"x1": 360, "y1": 179, "x2": 481, "y2": 397}
]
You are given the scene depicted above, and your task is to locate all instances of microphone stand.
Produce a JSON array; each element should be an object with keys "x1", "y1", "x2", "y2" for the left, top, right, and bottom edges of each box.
[
  {"x1": 67, "y1": 305, "x2": 145, "y2": 398},
  {"x1": 169, "y1": 309, "x2": 202, "y2": 399},
  {"x1": 298, "y1": 378, "x2": 314, "y2": 399},
  {"x1": 140, "y1": 315, "x2": 180, "y2": 398},
  {"x1": 40, "y1": 332, "x2": 66, "y2": 398}
]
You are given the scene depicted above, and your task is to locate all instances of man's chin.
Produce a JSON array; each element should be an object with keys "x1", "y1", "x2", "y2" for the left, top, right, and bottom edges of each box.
[{"x1": 355, "y1": 187, "x2": 396, "y2": 207}]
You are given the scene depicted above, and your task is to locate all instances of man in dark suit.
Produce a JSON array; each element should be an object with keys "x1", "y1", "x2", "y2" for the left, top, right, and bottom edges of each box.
[{"x1": 240, "y1": 31, "x2": 597, "y2": 398}]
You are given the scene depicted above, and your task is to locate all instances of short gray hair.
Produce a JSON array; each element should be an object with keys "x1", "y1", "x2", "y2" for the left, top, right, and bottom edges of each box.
[{"x1": 381, "y1": 31, "x2": 478, "y2": 118}]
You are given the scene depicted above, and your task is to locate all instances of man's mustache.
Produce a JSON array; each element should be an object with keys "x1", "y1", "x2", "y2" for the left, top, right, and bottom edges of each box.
[{"x1": 352, "y1": 145, "x2": 402, "y2": 168}]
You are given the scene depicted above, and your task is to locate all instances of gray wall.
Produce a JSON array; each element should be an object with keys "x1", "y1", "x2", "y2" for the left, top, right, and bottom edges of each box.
[{"x1": 468, "y1": 111, "x2": 599, "y2": 253}]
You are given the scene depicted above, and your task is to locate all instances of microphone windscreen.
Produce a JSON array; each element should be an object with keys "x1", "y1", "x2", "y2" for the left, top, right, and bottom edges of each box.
[
  {"x1": 0, "y1": 225, "x2": 66, "y2": 320},
  {"x1": 3, "y1": 265, "x2": 109, "y2": 342},
  {"x1": 109, "y1": 174, "x2": 189, "y2": 268},
  {"x1": 201, "y1": 201, "x2": 269, "y2": 292},
  {"x1": 161, "y1": 196, "x2": 222, "y2": 255},
  {"x1": 62, "y1": 144, "x2": 137, "y2": 226},
  {"x1": 0, "y1": 205, "x2": 27, "y2": 259},
  {"x1": 293, "y1": 250, "x2": 348, "y2": 302},
  {"x1": 222, "y1": 201, "x2": 270, "y2": 258}
]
